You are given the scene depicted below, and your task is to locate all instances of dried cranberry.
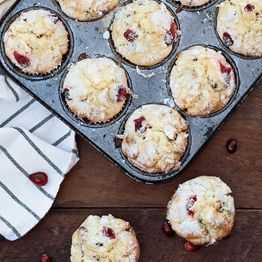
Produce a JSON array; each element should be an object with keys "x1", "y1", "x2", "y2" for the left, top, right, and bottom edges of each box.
[
  {"x1": 191, "y1": 195, "x2": 197, "y2": 202},
  {"x1": 123, "y1": 29, "x2": 138, "y2": 42},
  {"x1": 40, "y1": 254, "x2": 52, "y2": 262},
  {"x1": 219, "y1": 62, "x2": 232, "y2": 75},
  {"x1": 78, "y1": 53, "x2": 89, "y2": 61},
  {"x1": 226, "y1": 138, "x2": 238, "y2": 154},
  {"x1": 162, "y1": 220, "x2": 174, "y2": 237},
  {"x1": 165, "y1": 22, "x2": 178, "y2": 45},
  {"x1": 187, "y1": 210, "x2": 194, "y2": 216},
  {"x1": 29, "y1": 172, "x2": 48, "y2": 186},
  {"x1": 102, "y1": 227, "x2": 116, "y2": 239},
  {"x1": 244, "y1": 4, "x2": 255, "y2": 12},
  {"x1": 117, "y1": 86, "x2": 129, "y2": 102},
  {"x1": 134, "y1": 116, "x2": 145, "y2": 131},
  {"x1": 170, "y1": 22, "x2": 178, "y2": 39},
  {"x1": 13, "y1": 51, "x2": 30, "y2": 66},
  {"x1": 184, "y1": 241, "x2": 200, "y2": 252},
  {"x1": 222, "y1": 32, "x2": 234, "y2": 47},
  {"x1": 186, "y1": 195, "x2": 197, "y2": 216}
]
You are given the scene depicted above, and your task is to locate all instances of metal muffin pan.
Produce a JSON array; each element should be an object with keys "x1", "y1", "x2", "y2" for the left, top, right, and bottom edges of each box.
[{"x1": 0, "y1": 0, "x2": 261, "y2": 183}]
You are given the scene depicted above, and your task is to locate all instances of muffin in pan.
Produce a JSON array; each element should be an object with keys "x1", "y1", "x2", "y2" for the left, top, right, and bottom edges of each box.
[
  {"x1": 167, "y1": 176, "x2": 235, "y2": 246},
  {"x1": 111, "y1": 0, "x2": 179, "y2": 67},
  {"x1": 169, "y1": 45, "x2": 236, "y2": 117},
  {"x1": 3, "y1": 8, "x2": 69, "y2": 75},
  {"x1": 217, "y1": 0, "x2": 262, "y2": 57},
  {"x1": 62, "y1": 57, "x2": 131, "y2": 124},
  {"x1": 71, "y1": 214, "x2": 140, "y2": 262},
  {"x1": 175, "y1": 0, "x2": 213, "y2": 8},
  {"x1": 121, "y1": 104, "x2": 189, "y2": 174},
  {"x1": 56, "y1": 0, "x2": 119, "y2": 21}
]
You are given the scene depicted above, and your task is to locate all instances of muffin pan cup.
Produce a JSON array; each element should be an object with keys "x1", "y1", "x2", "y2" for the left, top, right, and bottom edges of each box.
[
  {"x1": 166, "y1": 43, "x2": 240, "y2": 118},
  {"x1": 0, "y1": 0, "x2": 261, "y2": 183},
  {"x1": 59, "y1": 55, "x2": 133, "y2": 128},
  {"x1": 108, "y1": 0, "x2": 181, "y2": 70},
  {"x1": 0, "y1": 5, "x2": 74, "y2": 80}
]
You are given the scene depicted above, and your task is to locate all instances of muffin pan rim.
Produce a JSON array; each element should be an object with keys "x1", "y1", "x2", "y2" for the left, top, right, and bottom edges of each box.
[{"x1": 170, "y1": 0, "x2": 220, "y2": 12}]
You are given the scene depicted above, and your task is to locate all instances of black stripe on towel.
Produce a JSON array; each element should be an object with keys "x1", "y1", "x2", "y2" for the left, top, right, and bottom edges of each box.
[
  {"x1": 52, "y1": 131, "x2": 71, "y2": 146},
  {"x1": 0, "y1": 146, "x2": 55, "y2": 200},
  {"x1": 0, "y1": 99, "x2": 35, "y2": 127},
  {"x1": 0, "y1": 181, "x2": 41, "y2": 221},
  {"x1": 0, "y1": 215, "x2": 21, "y2": 239},
  {"x1": 29, "y1": 114, "x2": 54, "y2": 133}
]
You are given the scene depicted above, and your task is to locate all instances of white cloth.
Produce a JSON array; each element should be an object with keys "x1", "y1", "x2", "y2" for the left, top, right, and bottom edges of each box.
[{"x1": 0, "y1": 1, "x2": 79, "y2": 241}]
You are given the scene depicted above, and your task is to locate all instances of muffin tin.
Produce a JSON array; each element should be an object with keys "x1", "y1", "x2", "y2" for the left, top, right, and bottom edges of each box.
[{"x1": 0, "y1": 0, "x2": 261, "y2": 183}]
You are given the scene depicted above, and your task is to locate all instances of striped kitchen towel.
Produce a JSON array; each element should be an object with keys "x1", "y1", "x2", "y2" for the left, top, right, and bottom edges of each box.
[{"x1": 0, "y1": 0, "x2": 79, "y2": 241}]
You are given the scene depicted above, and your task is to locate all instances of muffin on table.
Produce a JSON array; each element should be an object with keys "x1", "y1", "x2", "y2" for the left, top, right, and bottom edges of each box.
[
  {"x1": 175, "y1": 0, "x2": 213, "y2": 8},
  {"x1": 169, "y1": 45, "x2": 236, "y2": 117},
  {"x1": 217, "y1": 0, "x2": 262, "y2": 57},
  {"x1": 71, "y1": 214, "x2": 140, "y2": 262},
  {"x1": 111, "y1": 0, "x2": 179, "y2": 67},
  {"x1": 56, "y1": 0, "x2": 119, "y2": 21},
  {"x1": 3, "y1": 8, "x2": 69, "y2": 75},
  {"x1": 62, "y1": 57, "x2": 131, "y2": 124},
  {"x1": 121, "y1": 104, "x2": 189, "y2": 174},
  {"x1": 167, "y1": 176, "x2": 235, "y2": 246}
]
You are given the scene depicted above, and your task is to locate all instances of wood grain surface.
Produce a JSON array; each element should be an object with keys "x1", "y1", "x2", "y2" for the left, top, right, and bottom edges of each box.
[
  {"x1": 0, "y1": 209, "x2": 262, "y2": 262},
  {"x1": 0, "y1": 83, "x2": 261, "y2": 261}
]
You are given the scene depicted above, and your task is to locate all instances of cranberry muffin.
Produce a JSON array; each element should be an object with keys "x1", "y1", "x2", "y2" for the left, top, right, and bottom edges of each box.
[
  {"x1": 170, "y1": 45, "x2": 236, "y2": 116},
  {"x1": 111, "y1": 0, "x2": 179, "y2": 67},
  {"x1": 217, "y1": 0, "x2": 262, "y2": 57},
  {"x1": 3, "y1": 8, "x2": 69, "y2": 75},
  {"x1": 167, "y1": 176, "x2": 235, "y2": 246},
  {"x1": 62, "y1": 57, "x2": 130, "y2": 124},
  {"x1": 71, "y1": 214, "x2": 140, "y2": 262},
  {"x1": 121, "y1": 104, "x2": 189, "y2": 174}
]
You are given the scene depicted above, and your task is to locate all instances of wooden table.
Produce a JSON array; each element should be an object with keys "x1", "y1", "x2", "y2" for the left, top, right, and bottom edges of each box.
[{"x1": 0, "y1": 80, "x2": 262, "y2": 261}]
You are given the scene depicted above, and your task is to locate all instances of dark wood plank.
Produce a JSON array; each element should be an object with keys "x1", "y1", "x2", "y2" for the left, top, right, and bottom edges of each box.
[
  {"x1": 0, "y1": 208, "x2": 261, "y2": 262},
  {"x1": 55, "y1": 86, "x2": 262, "y2": 209}
]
